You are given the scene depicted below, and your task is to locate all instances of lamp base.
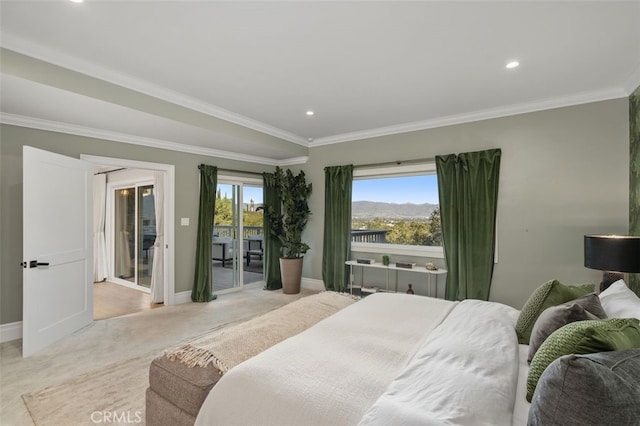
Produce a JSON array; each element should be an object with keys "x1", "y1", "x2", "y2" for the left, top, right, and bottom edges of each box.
[{"x1": 599, "y1": 271, "x2": 625, "y2": 292}]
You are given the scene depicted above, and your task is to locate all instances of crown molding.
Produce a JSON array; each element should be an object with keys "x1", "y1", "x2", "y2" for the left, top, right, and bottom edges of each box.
[
  {"x1": 1, "y1": 35, "x2": 309, "y2": 147},
  {"x1": 277, "y1": 156, "x2": 309, "y2": 166},
  {"x1": 310, "y1": 87, "x2": 629, "y2": 147},
  {"x1": 0, "y1": 113, "x2": 311, "y2": 166},
  {"x1": 2, "y1": 34, "x2": 633, "y2": 152}
]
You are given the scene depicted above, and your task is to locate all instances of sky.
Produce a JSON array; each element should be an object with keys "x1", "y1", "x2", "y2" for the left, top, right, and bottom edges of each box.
[
  {"x1": 218, "y1": 184, "x2": 263, "y2": 204},
  {"x1": 243, "y1": 185, "x2": 263, "y2": 204},
  {"x1": 218, "y1": 175, "x2": 440, "y2": 206},
  {"x1": 353, "y1": 175, "x2": 439, "y2": 205}
]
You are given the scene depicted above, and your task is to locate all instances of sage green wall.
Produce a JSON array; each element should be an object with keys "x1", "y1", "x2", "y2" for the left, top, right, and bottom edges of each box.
[
  {"x1": 630, "y1": 85, "x2": 640, "y2": 294},
  {"x1": 302, "y1": 99, "x2": 630, "y2": 309},
  {"x1": 1, "y1": 98, "x2": 632, "y2": 323},
  {"x1": 0, "y1": 124, "x2": 275, "y2": 324}
]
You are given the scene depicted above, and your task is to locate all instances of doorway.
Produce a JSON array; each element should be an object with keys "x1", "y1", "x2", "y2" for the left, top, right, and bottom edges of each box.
[
  {"x1": 82, "y1": 155, "x2": 175, "y2": 310},
  {"x1": 92, "y1": 167, "x2": 162, "y2": 319},
  {"x1": 212, "y1": 176, "x2": 264, "y2": 294}
]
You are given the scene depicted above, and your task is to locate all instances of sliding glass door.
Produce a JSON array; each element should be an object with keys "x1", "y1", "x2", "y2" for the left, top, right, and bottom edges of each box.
[
  {"x1": 243, "y1": 184, "x2": 265, "y2": 287},
  {"x1": 113, "y1": 187, "x2": 134, "y2": 284},
  {"x1": 138, "y1": 185, "x2": 155, "y2": 288},
  {"x1": 212, "y1": 177, "x2": 263, "y2": 294},
  {"x1": 110, "y1": 182, "x2": 155, "y2": 291}
]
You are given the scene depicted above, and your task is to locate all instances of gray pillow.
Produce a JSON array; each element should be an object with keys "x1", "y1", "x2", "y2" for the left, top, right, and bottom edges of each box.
[
  {"x1": 527, "y1": 294, "x2": 606, "y2": 363},
  {"x1": 528, "y1": 349, "x2": 640, "y2": 426},
  {"x1": 570, "y1": 293, "x2": 607, "y2": 319}
]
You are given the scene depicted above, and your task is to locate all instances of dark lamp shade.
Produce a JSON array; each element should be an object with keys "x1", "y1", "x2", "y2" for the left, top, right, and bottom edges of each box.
[{"x1": 584, "y1": 235, "x2": 640, "y2": 273}]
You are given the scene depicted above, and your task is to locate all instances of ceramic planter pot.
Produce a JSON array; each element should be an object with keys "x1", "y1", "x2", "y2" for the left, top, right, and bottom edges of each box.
[{"x1": 280, "y1": 257, "x2": 303, "y2": 294}]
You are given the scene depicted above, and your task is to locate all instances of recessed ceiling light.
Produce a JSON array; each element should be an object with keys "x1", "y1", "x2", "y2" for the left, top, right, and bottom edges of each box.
[
  {"x1": 506, "y1": 60, "x2": 520, "y2": 69},
  {"x1": 306, "y1": 110, "x2": 315, "y2": 116},
  {"x1": 70, "y1": 0, "x2": 84, "y2": 3}
]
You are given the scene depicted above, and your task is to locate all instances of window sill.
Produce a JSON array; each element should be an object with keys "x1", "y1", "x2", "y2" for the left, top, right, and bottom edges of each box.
[{"x1": 351, "y1": 242, "x2": 445, "y2": 259}]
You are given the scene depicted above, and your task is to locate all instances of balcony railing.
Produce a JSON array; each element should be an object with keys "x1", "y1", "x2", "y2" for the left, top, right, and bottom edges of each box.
[
  {"x1": 350, "y1": 229, "x2": 388, "y2": 243},
  {"x1": 214, "y1": 225, "x2": 263, "y2": 239},
  {"x1": 213, "y1": 226, "x2": 388, "y2": 243}
]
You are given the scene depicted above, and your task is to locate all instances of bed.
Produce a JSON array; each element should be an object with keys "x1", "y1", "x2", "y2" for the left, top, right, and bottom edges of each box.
[
  {"x1": 149, "y1": 280, "x2": 640, "y2": 426},
  {"x1": 194, "y1": 293, "x2": 530, "y2": 425}
]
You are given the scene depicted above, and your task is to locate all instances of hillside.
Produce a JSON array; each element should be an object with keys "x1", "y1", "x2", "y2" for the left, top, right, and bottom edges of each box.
[{"x1": 352, "y1": 201, "x2": 438, "y2": 219}]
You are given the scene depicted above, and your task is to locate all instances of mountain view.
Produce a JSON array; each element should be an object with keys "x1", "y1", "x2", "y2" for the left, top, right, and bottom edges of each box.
[{"x1": 352, "y1": 201, "x2": 438, "y2": 219}]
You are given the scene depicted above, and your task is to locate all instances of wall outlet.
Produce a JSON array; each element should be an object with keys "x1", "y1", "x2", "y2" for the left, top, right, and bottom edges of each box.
[{"x1": 180, "y1": 218, "x2": 190, "y2": 226}]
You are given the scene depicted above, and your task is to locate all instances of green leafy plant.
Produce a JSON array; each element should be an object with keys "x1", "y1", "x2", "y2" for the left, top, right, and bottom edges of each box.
[{"x1": 265, "y1": 166, "x2": 312, "y2": 259}]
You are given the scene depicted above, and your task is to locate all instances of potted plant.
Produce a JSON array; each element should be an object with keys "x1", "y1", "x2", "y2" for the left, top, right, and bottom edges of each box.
[{"x1": 265, "y1": 166, "x2": 312, "y2": 294}]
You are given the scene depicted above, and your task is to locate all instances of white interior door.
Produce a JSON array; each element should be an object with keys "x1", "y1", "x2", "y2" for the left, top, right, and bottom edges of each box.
[{"x1": 22, "y1": 146, "x2": 93, "y2": 357}]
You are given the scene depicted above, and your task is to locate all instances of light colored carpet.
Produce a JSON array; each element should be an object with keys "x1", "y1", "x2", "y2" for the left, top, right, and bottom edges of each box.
[
  {"x1": 22, "y1": 354, "x2": 152, "y2": 426},
  {"x1": 0, "y1": 283, "x2": 316, "y2": 426},
  {"x1": 21, "y1": 292, "x2": 355, "y2": 426}
]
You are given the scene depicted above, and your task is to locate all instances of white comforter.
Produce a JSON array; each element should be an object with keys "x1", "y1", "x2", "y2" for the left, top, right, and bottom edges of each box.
[
  {"x1": 359, "y1": 299, "x2": 521, "y2": 426},
  {"x1": 196, "y1": 293, "x2": 456, "y2": 426},
  {"x1": 195, "y1": 294, "x2": 523, "y2": 426}
]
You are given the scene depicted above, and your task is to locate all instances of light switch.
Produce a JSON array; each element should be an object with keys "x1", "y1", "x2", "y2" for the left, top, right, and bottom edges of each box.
[{"x1": 181, "y1": 217, "x2": 190, "y2": 226}]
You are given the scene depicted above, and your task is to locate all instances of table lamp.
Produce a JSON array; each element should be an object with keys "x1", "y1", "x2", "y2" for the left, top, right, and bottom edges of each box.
[{"x1": 584, "y1": 235, "x2": 640, "y2": 291}]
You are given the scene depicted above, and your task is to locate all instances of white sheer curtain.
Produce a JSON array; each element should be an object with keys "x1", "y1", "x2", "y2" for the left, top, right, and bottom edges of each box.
[
  {"x1": 150, "y1": 171, "x2": 165, "y2": 303},
  {"x1": 93, "y1": 174, "x2": 108, "y2": 282}
]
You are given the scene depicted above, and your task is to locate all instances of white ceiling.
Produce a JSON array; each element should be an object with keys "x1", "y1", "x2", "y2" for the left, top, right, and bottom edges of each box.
[{"x1": 1, "y1": 1, "x2": 639, "y2": 163}]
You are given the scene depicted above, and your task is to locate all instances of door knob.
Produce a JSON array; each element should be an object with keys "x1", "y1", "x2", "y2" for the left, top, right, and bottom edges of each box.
[{"x1": 21, "y1": 260, "x2": 50, "y2": 268}]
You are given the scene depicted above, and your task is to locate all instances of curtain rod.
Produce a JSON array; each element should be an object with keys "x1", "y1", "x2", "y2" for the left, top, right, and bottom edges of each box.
[
  {"x1": 94, "y1": 167, "x2": 126, "y2": 175},
  {"x1": 219, "y1": 168, "x2": 264, "y2": 177},
  {"x1": 198, "y1": 164, "x2": 264, "y2": 177},
  {"x1": 354, "y1": 156, "x2": 435, "y2": 169}
]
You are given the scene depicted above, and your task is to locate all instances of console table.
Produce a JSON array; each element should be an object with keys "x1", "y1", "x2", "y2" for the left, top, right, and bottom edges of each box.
[{"x1": 345, "y1": 260, "x2": 447, "y2": 298}]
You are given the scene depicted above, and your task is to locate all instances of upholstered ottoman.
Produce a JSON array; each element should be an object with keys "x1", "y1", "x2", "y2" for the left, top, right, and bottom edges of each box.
[
  {"x1": 145, "y1": 292, "x2": 357, "y2": 426},
  {"x1": 147, "y1": 355, "x2": 221, "y2": 425}
]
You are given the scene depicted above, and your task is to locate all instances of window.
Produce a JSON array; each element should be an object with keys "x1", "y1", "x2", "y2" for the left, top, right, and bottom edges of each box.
[
  {"x1": 351, "y1": 163, "x2": 443, "y2": 258},
  {"x1": 215, "y1": 183, "x2": 263, "y2": 237}
]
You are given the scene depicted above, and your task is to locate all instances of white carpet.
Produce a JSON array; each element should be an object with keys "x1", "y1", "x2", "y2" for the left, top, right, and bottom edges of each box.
[
  {"x1": 1, "y1": 284, "x2": 316, "y2": 426},
  {"x1": 23, "y1": 354, "x2": 152, "y2": 426},
  {"x1": 21, "y1": 292, "x2": 355, "y2": 426}
]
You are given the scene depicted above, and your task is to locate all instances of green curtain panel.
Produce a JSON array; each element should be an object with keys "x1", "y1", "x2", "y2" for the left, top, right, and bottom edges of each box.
[
  {"x1": 191, "y1": 164, "x2": 218, "y2": 302},
  {"x1": 263, "y1": 172, "x2": 283, "y2": 290},
  {"x1": 436, "y1": 149, "x2": 501, "y2": 301},
  {"x1": 629, "y1": 85, "x2": 640, "y2": 295},
  {"x1": 322, "y1": 165, "x2": 354, "y2": 292}
]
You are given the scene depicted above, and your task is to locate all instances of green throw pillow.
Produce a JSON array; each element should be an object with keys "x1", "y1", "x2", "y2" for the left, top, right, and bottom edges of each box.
[
  {"x1": 515, "y1": 280, "x2": 595, "y2": 344},
  {"x1": 526, "y1": 318, "x2": 640, "y2": 401}
]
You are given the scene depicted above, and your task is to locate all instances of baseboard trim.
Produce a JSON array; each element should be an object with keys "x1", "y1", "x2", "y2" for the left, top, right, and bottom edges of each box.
[
  {"x1": 301, "y1": 277, "x2": 326, "y2": 292},
  {"x1": 173, "y1": 291, "x2": 193, "y2": 305},
  {"x1": 0, "y1": 321, "x2": 22, "y2": 343}
]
